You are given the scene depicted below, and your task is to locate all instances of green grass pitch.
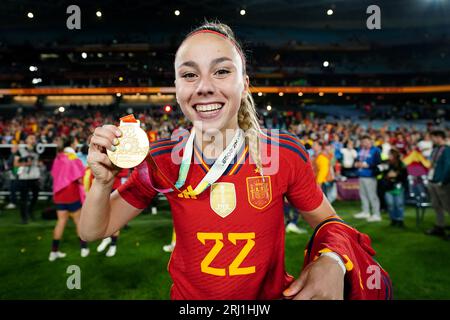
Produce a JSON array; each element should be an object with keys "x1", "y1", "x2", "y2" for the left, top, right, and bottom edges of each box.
[{"x1": 0, "y1": 200, "x2": 449, "y2": 299}]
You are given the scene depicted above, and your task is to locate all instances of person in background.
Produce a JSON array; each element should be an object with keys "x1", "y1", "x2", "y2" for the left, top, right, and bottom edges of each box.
[
  {"x1": 284, "y1": 198, "x2": 307, "y2": 234},
  {"x1": 417, "y1": 132, "x2": 433, "y2": 160},
  {"x1": 380, "y1": 149, "x2": 407, "y2": 227},
  {"x1": 163, "y1": 229, "x2": 177, "y2": 253},
  {"x1": 331, "y1": 134, "x2": 343, "y2": 164},
  {"x1": 5, "y1": 144, "x2": 19, "y2": 210},
  {"x1": 77, "y1": 143, "x2": 89, "y2": 167},
  {"x1": 380, "y1": 133, "x2": 392, "y2": 161},
  {"x1": 49, "y1": 136, "x2": 88, "y2": 261},
  {"x1": 425, "y1": 130, "x2": 450, "y2": 239},
  {"x1": 147, "y1": 124, "x2": 158, "y2": 143},
  {"x1": 340, "y1": 140, "x2": 358, "y2": 178},
  {"x1": 394, "y1": 133, "x2": 407, "y2": 156},
  {"x1": 324, "y1": 144, "x2": 337, "y2": 203},
  {"x1": 303, "y1": 142, "x2": 314, "y2": 158},
  {"x1": 354, "y1": 135, "x2": 382, "y2": 222},
  {"x1": 15, "y1": 134, "x2": 40, "y2": 224},
  {"x1": 312, "y1": 141, "x2": 330, "y2": 194}
]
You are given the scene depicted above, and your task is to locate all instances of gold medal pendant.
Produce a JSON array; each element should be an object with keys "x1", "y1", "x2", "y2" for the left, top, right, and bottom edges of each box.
[{"x1": 107, "y1": 116, "x2": 149, "y2": 168}]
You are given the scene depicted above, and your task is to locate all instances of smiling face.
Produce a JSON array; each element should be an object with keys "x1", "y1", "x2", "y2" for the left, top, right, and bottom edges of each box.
[{"x1": 174, "y1": 32, "x2": 249, "y2": 134}]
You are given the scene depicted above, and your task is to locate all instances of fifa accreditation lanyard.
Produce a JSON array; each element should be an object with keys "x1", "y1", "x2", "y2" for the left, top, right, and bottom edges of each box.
[{"x1": 174, "y1": 128, "x2": 244, "y2": 196}]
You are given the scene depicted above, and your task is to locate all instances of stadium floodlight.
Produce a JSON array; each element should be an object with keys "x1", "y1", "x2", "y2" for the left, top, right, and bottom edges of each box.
[
  {"x1": 174, "y1": 10, "x2": 180, "y2": 16},
  {"x1": 323, "y1": 61, "x2": 330, "y2": 67},
  {"x1": 267, "y1": 105, "x2": 272, "y2": 111},
  {"x1": 81, "y1": 52, "x2": 87, "y2": 59},
  {"x1": 327, "y1": 9, "x2": 333, "y2": 16},
  {"x1": 240, "y1": 9, "x2": 246, "y2": 16},
  {"x1": 27, "y1": 12, "x2": 34, "y2": 19},
  {"x1": 96, "y1": 11, "x2": 102, "y2": 18}
]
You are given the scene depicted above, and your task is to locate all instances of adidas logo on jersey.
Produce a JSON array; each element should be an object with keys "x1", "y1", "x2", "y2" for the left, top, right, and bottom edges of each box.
[{"x1": 177, "y1": 186, "x2": 197, "y2": 199}]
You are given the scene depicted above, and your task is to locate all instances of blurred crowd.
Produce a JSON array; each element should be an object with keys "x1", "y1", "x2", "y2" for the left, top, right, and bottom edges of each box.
[
  {"x1": 0, "y1": 110, "x2": 187, "y2": 146},
  {"x1": 0, "y1": 109, "x2": 449, "y2": 240}
]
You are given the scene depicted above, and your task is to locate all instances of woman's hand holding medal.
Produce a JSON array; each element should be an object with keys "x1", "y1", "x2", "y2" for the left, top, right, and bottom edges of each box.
[
  {"x1": 88, "y1": 124, "x2": 123, "y2": 186},
  {"x1": 88, "y1": 114, "x2": 150, "y2": 186}
]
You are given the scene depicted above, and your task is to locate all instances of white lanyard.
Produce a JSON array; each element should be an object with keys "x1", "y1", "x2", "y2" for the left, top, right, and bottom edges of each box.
[{"x1": 175, "y1": 128, "x2": 244, "y2": 196}]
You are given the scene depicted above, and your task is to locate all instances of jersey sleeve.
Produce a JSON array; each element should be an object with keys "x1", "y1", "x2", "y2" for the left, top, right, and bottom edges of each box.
[
  {"x1": 117, "y1": 167, "x2": 158, "y2": 209},
  {"x1": 303, "y1": 218, "x2": 392, "y2": 300},
  {"x1": 285, "y1": 146, "x2": 324, "y2": 212}
]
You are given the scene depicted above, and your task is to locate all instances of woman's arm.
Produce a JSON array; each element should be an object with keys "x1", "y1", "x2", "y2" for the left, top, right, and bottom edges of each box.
[
  {"x1": 79, "y1": 179, "x2": 142, "y2": 241},
  {"x1": 300, "y1": 196, "x2": 337, "y2": 229},
  {"x1": 79, "y1": 124, "x2": 142, "y2": 241}
]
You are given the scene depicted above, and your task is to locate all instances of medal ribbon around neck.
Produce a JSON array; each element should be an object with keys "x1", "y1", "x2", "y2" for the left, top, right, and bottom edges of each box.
[{"x1": 174, "y1": 128, "x2": 244, "y2": 196}]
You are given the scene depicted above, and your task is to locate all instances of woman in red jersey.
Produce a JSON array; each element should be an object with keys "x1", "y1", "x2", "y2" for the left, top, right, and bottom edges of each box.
[
  {"x1": 80, "y1": 22, "x2": 391, "y2": 300},
  {"x1": 49, "y1": 136, "x2": 89, "y2": 261}
]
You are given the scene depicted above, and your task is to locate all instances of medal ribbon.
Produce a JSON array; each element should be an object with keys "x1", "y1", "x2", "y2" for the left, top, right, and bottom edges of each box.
[
  {"x1": 175, "y1": 128, "x2": 244, "y2": 196},
  {"x1": 120, "y1": 114, "x2": 138, "y2": 123}
]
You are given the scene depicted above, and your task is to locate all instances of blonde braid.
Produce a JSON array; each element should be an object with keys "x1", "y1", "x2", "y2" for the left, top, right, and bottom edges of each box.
[{"x1": 238, "y1": 91, "x2": 263, "y2": 174}]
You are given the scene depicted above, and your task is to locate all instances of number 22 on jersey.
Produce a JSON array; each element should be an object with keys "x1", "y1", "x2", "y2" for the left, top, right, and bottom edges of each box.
[{"x1": 197, "y1": 232, "x2": 256, "y2": 276}]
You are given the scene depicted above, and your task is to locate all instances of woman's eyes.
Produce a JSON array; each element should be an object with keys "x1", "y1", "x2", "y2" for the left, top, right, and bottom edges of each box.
[
  {"x1": 214, "y1": 69, "x2": 231, "y2": 76},
  {"x1": 181, "y1": 72, "x2": 197, "y2": 79},
  {"x1": 180, "y1": 69, "x2": 231, "y2": 79}
]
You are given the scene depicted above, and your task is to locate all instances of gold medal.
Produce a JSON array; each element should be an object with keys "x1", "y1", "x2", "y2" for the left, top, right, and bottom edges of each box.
[{"x1": 107, "y1": 116, "x2": 149, "y2": 168}]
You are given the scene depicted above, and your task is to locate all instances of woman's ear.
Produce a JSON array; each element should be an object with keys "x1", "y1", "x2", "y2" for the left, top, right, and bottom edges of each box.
[
  {"x1": 174, "y1": 79, "x2": 180, "y2": 105},
  {"x1": 242, "y1": 75, "x2": 249, "y2": 95}
]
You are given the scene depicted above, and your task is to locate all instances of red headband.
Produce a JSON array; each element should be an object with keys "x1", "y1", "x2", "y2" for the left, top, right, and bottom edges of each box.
[{"x1": 186, "y1": 29, "x2": 246, "y2": 67}]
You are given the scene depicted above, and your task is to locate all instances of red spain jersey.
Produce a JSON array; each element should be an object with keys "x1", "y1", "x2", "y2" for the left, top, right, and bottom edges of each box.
[{"x1": 118, "y1": 129, "x2": 324, "y2": 300}]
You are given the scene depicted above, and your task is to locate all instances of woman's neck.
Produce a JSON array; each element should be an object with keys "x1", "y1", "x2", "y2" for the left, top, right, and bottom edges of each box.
[{"x1": 194, "y1": 125, "x2": 239, "y2": 160}]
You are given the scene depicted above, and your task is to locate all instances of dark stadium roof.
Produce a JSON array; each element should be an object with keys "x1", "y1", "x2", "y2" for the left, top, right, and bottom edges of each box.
[
  {"x1": 0, "y1": 0, "x2": 449, "y2": 92},
  {"x1": 1, "y1": 0, "x2": 449, "y2": 30}
]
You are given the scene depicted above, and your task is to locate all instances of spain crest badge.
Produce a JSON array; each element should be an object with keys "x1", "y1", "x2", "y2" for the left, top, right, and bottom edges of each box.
[{"x1": 246, "y1": 176, "x2": 272, "y2": 210}]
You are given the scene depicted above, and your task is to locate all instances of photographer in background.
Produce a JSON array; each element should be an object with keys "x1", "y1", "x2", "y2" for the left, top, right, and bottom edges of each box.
[
  {"x1": 378, "y1": 149, "x2": 407, "y2": 227},
  {"x1": 14, "y1": 134, "x2": 41, "y2": 224}
]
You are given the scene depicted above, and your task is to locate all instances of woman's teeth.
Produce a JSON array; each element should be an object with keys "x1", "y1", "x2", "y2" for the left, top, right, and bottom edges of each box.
[{"x1": 195, "y1": 103, "x2": 223, "y2": 112}]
